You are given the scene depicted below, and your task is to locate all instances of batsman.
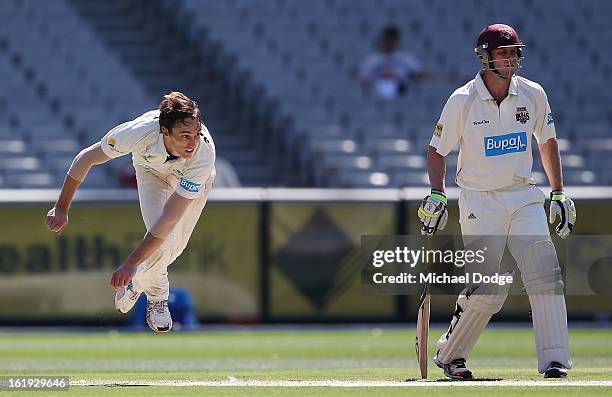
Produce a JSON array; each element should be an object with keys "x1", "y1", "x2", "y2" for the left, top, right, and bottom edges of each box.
[{"x1": 418, "y1": 24, "x2": 576, "y2": 380}]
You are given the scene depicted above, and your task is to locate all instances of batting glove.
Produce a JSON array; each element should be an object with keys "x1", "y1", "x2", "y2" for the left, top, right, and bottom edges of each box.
[
  {"x1": 549, "y1": 190, "x2": 576, "y2": 239},
  {"x1": 418, "y1": 189, "x2": 448, "y2": 237}
]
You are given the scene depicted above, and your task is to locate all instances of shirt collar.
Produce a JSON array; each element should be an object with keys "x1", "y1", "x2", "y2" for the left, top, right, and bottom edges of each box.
[
  {"x1": 508, "y1": 75, "x2": 519, "y2": 95},
  {"x1": 474, "y1": 72, "x2": 519, "y2": 100},
  {"x1": 152, "y1": 133, "x2": 186, "y2": 165}
]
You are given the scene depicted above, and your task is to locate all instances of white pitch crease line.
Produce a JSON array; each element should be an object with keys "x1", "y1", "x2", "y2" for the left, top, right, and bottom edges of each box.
[{"x1": 71, "y1": 380, "x2": 612, "y2": 387}]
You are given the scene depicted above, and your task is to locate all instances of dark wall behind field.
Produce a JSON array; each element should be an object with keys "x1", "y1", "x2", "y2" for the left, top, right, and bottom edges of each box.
[{"x1": 1, "y1": 197, "x2": 610, "y2": 325}]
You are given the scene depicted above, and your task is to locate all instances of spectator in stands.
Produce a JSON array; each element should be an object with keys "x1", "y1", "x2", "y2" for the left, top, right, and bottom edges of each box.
[
  {"x1": 357, "y1": 26, "x2": 424, "y2": 100},
  {"x1": 357, "y1": 25, "x2": 460, "y2": 100},
  {"x1": 116, "y1": 159, "x2": 137, "y2": 188},
  {"x1": 214, "y1": 157, "x2": 241, "y2": 187}
]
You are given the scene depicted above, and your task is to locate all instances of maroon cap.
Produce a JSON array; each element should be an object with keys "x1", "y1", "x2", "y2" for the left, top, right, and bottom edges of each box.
[{"x1": 476, "y1": 24, "x2": 524, "y2": 50}]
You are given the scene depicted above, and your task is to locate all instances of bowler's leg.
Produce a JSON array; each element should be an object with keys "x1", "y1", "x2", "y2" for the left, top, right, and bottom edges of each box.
[
  {"x1": 129, "y1": 166, "x2": 175, "y2": 299},
  {"x1": 133, "y1": 168, "x2": 212, "y2": 301}
]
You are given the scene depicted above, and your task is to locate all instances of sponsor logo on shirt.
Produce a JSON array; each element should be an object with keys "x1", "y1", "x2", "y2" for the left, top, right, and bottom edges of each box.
[
  {"x1": 547, "y1": 112, "x2": 554, "y2": 125},
  {"x1": 515, "y1": 107, "x2": 530, "y2": 124},
  {"x1": 484, "y1": 132, "x2": 527, "y2": 157},
  {"x1": 433, "y1": 123, "x2": 443, "y2": 137},
  {"x1": 473, "y1": 119, "x2": 490, "y2": 126},
  {"x1": 179, "y1": 178, "x2": 201, "y2": 193}
]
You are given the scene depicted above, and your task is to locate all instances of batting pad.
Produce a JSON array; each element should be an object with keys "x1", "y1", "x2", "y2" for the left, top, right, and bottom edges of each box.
[
  {"x1": 518, "y1": 241, "x2": 571, "y2": 372},
  {"x1": 530, "y1": 294, "x2": 572, "y2": 373},
  {"x1": 436, "y1": 282, "x2": 510, "y2": 364},
  {"x1": 517, "y1": 241, "x2": 564, "y2": 295}
]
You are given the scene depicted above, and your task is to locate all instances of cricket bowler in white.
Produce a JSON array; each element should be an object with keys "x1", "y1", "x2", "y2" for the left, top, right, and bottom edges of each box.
[
  {"x1": 418, "y1": 24, "x2": 576, "y2": 379},
  {"x1": 45, "y1": 92, "x2": 216, "y2": 332}
]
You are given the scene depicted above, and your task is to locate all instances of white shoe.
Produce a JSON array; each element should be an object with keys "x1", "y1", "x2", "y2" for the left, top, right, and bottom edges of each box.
[
  {"x1": 146, "y1": 300, "x2": 172, "y2": 333},
  {"x1": 434, "y1": 352, "x2": 473, "y2": 380},
  {"x1": 115, "y1": 282, "x2": 141, "y2": 314}
]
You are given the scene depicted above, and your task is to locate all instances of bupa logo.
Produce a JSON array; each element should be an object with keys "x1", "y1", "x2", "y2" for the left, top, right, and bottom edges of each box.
[
  {"x1": 179, "y1": 178, "x2": 202, "y2": 193},
  {"x1": 484, "y1": 132, "x2": 527, "y2": 157}
]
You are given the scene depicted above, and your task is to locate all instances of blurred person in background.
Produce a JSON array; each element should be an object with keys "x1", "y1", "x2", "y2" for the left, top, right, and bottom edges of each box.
[
  {"x1": 116, "y1": 158, "x2": 138, "y2": 188},
  {"x1": 358, "y1": 26, "x2": 424, "y2": 100},
  {"x1": 357, "y1": 25, "x2": 461, "y2": 100},
  {"x1": 45, "y1": 92, "x2": 216, "y2": 333},
  {"x1": 213, "y1": 157, "x2": 241, "y2": 187}
]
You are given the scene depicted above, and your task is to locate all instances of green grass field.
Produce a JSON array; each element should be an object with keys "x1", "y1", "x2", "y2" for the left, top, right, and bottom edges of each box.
[{"x1": 0, "y1": 326, "x2": 610, "y2": 396}]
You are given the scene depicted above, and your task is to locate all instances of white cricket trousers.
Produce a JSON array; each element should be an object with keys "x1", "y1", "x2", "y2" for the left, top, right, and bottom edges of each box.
[
  {"x1": 459, "y1": 182, "x2": 549, "y2": 236},
  {"x1": 454, "y1": 182, "x2": 572, "y2": 373},
  {"x1": 130, "y1": 164, "x2": 212, "y2": 301}
]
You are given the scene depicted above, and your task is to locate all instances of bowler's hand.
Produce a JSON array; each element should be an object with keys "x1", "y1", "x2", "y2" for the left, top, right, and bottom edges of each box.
[
  {"x1": 111, "y1": 263, "x2": 138, "y2": 289},
  {"x1": 45, "y1": 206, "x2": 68, "y2": 235}
]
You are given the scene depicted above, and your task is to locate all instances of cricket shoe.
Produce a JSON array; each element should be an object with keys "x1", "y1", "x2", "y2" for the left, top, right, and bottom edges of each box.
[
  {"x1": 434, "y1": 352, "x2": 473, "y2": 380},
  {"x1": 114, "y1": 281, "x2": 141, "y2": 314},
  {"x1": 146, "y1": 300, "x2": 173, "y2": 333},
  {"x1": 544, "y1": 362, "x2": 568, "y2": 378}
]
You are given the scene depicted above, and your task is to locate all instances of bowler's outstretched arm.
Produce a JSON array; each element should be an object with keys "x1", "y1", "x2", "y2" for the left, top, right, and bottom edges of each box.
[{"x1": 45, "y1": 143, "x2": 111, "y2": 234}]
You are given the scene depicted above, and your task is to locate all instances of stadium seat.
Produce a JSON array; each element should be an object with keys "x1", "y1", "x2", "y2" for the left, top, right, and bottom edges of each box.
[
  {"x1": 1, "y1": 0, "x2": 609, "y2": 188},
  {"x1": 5, "y1": 172, "x2": 55, "y2": 188}
]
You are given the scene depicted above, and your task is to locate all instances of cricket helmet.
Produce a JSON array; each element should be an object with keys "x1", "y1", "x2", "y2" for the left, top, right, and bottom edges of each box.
[{"x1": 474, "y1": 24, "x2": 524, "y2": 77}]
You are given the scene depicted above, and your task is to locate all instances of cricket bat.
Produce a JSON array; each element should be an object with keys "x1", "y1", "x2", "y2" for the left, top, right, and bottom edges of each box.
[{"x1": 415, "y1": 282, "x2": 430, "y2": 379}]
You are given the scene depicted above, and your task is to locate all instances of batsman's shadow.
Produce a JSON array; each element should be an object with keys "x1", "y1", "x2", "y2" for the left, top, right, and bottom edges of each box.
[
  {"x1": 434, "y1": 377, "x2": 504, "y2": 382},
  {"x1": 403, "y1": 378, "x2": 504, "y2": 382}
]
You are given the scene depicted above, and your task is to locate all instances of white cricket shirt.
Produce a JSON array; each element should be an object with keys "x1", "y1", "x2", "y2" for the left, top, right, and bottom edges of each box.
[
  {"x1": 100, "y1": 110, "x2": 216, "y2": 199},
  {"x1": 430, "y1": 72, "x2": 556, "y2": 191}
]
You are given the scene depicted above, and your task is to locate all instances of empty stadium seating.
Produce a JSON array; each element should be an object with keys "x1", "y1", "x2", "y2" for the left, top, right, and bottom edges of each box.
[
  {"x1": 0, "y1": 0, "x2": 153, "y2": 188},
  {"x1": 168, "y1": 0, "x2": 610, "y2": 187},
  {"x1": 0, "y1": 0, "x2": 610, "y2": 188}
]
